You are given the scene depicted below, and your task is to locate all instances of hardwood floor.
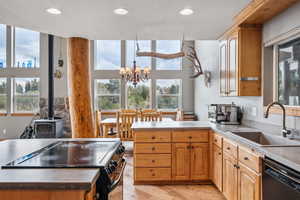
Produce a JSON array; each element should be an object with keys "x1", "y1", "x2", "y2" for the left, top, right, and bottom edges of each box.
[{"x1": 123, "y1": 154, "x2": 225, "y2": 200}]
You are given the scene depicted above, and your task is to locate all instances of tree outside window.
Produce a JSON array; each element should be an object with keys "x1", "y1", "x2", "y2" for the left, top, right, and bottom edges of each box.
[
  {"x1": 13, "y1": 78, "x2": 40, "y2": 113},
  {"x1": 127, "y1": 80, "x2": 151, "y2": 109},
  {"x1": 156, "y1": 79, "x2": 181, "y2": 109},
  {"x1": 0, "y1": 78, "x2": 7, "y2": 112},
  {"x1": 95, "y1": 79, "x2": 121, "y2": 110}
]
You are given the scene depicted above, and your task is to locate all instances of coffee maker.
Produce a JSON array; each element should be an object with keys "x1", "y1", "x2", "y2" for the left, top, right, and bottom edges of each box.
[{"x1": 208, "y1": 103, "x2": 242, "y2": 125}]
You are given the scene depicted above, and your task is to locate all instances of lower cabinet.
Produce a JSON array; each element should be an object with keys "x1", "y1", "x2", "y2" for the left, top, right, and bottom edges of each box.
[
  {"x1": 212, "y1": 144, "x2": 223, "y2": 191},
  {"x1": 238, "y1": 163, "x2": 261, "y2": 200},
  {"x1": 172, "y1": 143, "x2": 209, "y2": 181},
  {"x1": 223, "y1": 153, "x2": 238, "y2": 200}
]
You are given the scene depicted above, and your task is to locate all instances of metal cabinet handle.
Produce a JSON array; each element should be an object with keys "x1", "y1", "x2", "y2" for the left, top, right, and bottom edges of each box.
[
  {"x1": 227, "y1": 147, "x2": 231, "y2": 150},
  {"x1": 152, "y1": 147, "x2": 156, "y2": 151},
  {"x1": 188, "y1": 136, "x2": 193, "y2": 139},
  {"x1": 214, "y1": 139, "x2": 218, "y2": 142},
  {"x1": 152, "y1": 160, "x2": 155, "y2": 163},
  {"x1": 152, "y1": 173, "x2": 155, "y2": 176},
  {"x1": 151, "y1": 136, "x2": 156, "y2": 139},
  {"x1": 218, "y1": 152, "x2": 222, "y2": 155},
  {"x1": 244, "y1": 157, "x2": 249, "y2": 160}
]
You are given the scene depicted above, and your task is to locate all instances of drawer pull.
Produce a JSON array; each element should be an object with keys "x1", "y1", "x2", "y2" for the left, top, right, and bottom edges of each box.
[
  {"x1": 214, "y1": 139, "x2": 217, "y2": 142},
  {"x1": 152, "y1": 173, "x2": 155, "y2": 176},
  {"x1": 188, "y1": 136, "x2": 192, "y2": 139},
  {"x1": 152, "y1": 160, "x2": 155, "y2": 163},
  {"x1": 227, "y1": 147, "x2": 231, "y2": 150},
  {"x1": 151, "y1": 147, "x2": 156, "y2": 151},
  {"x1": 151, "y1": 136, "x2": 156, "y2": 139},
  {"x1": 218, "y1": 152, "x2": 222, "y2": 155},
  {"x1": 244, "y1": 157, "x2": 249, "y2": 160}
]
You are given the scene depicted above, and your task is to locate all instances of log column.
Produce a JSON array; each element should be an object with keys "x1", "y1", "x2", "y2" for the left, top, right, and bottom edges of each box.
[{"x1": 68, "y1": 37, "x2": 95, "y2": 138}]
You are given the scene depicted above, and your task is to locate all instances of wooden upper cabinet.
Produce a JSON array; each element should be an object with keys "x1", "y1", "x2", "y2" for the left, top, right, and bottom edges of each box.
[
  {"x1": 238, "y1": 163, "x2": 261, "y2": 200},
  {"x1": 172, "y1": 143, "x2": 190, "y2": 180},
  {"x1": 223, "y1": 153, "x2": 238, "y2": 200},
  {"x1": 219, "y1": 26, "x2": 262, "y2": 96},
  {"x1": 219, "y1": 40, "x2": 228, "y2": 96},
  {"x1": 190, "y1": 143, "x2": 209, "y2": 180}
]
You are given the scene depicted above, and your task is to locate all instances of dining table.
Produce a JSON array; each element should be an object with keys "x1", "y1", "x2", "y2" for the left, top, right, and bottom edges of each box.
[{"x1": 99, "y1": 117, "x2": 174, "y2": 138}]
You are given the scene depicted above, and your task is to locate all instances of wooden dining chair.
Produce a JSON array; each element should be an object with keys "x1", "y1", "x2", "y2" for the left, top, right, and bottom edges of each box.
[
  {"x1": 140, "y1": 109, "x2": 162, "y2": 122},
  {"x1": 117, "y1": 111, "x2": 138, "y2": 140}
]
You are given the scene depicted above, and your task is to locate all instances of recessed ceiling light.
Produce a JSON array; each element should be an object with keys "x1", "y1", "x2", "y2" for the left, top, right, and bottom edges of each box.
[
  {"x1": 114, "y1": 8, "x2": 128, "y2": 15},
  {"x1": 46, "y1": 8, "x2": 62, "y2": 15},
  {"x1": 179, "y1": 8, "x2": 194, "y2": 16}
]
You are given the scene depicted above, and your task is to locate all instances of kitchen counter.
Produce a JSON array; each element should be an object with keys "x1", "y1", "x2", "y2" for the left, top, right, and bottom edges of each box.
[
  {"x1": 132, "y1": 121, "x2": 300, "y2": 172},
  {"x1": 0, "y1": 138, "x2": 119, "y2": 190}
]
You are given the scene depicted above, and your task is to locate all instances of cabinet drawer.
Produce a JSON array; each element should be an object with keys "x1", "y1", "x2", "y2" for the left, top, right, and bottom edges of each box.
[
  {"x1": 223, "y1": 138, "x2": 238, "y2": 159},
  {"x1": 238, "y1": 145, "x2": 261, "y2": 173},
  {"x1": 135, "y1": 143, "x2": 171, "y2": 154},
  {"x1": 135, "y1": 168, "x2": 171, "y2": 181},
  {"x1": 134, "y1": 154, "x2": 171, "y2": 167},
  {"x1": 135, "y1": 131, "x2": 171, "y2": 143},
  {"x1": 172, "y1": 130, "x2": 209, "y2": 142},
  {"x1": 213, "y1": 133, "x2": 223, "y2": 148}
]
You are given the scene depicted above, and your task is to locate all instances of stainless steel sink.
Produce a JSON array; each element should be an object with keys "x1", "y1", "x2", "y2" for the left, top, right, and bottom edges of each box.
[{"x1": 231, "y1": 131, "x2": 300, "y2": 146}]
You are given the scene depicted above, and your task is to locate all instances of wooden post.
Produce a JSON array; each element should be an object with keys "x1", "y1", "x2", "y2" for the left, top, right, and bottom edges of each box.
[{"x1": 68, "y1": 37, "x2": 95, "y2": 138}]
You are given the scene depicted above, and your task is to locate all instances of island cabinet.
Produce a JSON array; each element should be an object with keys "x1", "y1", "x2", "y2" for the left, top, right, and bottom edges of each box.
[
  {"x1": 211, "y1": 132, "x2": 262, "y2": 200},
  {"x1": 219, "y1": 26, "x2": 262, "y2": 97},
  {"x1": 133, "y1": 129, "x2": 210, "y2": 184}
]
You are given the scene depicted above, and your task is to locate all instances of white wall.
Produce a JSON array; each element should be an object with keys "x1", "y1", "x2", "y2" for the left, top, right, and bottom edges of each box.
[{"x1": 194, "y1": 0, "x2": 300, "y2": 131}]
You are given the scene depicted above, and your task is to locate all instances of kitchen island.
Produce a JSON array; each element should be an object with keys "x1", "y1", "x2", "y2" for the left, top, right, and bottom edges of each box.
[{"x1": 0, "y1": 138, "x2": 122, "y2": 200}]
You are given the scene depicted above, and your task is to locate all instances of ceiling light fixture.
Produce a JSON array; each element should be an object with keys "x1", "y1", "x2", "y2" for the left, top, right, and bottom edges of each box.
[
  {"x1": 114, "y1": 8, "x2": 128, "y2": 15},
  {"x1": 179, "y1": 8, "x2": 194, "y2": 16},
  {"x1": 46, "y1": 8, "x2": 62, "y2": 15}
]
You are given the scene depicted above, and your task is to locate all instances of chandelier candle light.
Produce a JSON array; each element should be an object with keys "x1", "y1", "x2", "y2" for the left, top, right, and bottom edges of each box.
[{"x1": 120, "y1": 40, "x2": 150, "y2": 87}]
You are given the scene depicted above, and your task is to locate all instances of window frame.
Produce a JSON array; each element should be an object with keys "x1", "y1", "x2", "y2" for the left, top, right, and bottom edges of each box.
[
  {"x1": 125, "y1": 79, "x2": 152, "y2": 109},
  {"x1": 94, "y1": 79, "x2": 121, "y2": 111},
  {"x1": 0, "y1": 77, "x2": 7, "y2": 113},
  {"x1": 155, "y1": 79, "x2": 182, "y2": 110}
]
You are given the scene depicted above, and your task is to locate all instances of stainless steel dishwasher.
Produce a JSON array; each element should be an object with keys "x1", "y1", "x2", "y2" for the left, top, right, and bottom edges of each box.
[{"x1": 263, "y1": 158, "x2": 300, "y2": 200}]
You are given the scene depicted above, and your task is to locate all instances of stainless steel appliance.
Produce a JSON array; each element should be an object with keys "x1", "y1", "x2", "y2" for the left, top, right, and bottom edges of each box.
[
  {"x1": 34, "y1": 118, "x2": 64, "y2": 138},
  {"x1": 208, "y1": 103, "x2": 242, "y2": 125},
  {"x1": 3, "y1": 140, "x2": 126, "y2": 200},
  {"x1": 263, "y1": 158, "x2": 300, "y2": 199}
]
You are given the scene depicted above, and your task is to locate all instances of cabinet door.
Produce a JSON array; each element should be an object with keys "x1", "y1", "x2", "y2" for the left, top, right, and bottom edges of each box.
[
  {"x1": 228, "y1": 35, "x2": 238, "y2": 96},
  {"x1": 223, "y1": 153, "x2": 238, "y2": 200},
  {"x1": 172, "y1": 143, "x2": 190, "y2": 180},
  {"x1": 238, "y1": 163, "x2": 261, "y2": 200},
  {"x1": 212, "y1": 144, "x2": 223, "y2": 191},
  {"x1": 219, "y1": 41, "x2": 228, "y2": 96},
  {"x1": 190, "y1": 143, "x2": 209, "y2": 180}
]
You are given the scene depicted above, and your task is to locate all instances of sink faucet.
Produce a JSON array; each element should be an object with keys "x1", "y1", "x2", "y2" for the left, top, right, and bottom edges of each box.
[{"x1": 264, "y1": 102, "x2": 291, "y2": 138}]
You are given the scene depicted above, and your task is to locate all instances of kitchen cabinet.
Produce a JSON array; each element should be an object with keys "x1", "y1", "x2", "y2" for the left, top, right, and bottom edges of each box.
[
  {"x1": 172, "y1": 143, "x2": 191, "y2": 180},
  {"x1": 238, "y1": 163, "x2": 261, "y2": 200},
  {"x1": 219, "y1": 26, "x2": 262, "y2": 96},
  {"x1": 212, "y1": 144, "x2": 223, "y2": 191},
  {"x1": 190, "y1": 143, "x2": 209, "y2": 180},
  {"x1": 223, "y1": 152, "x2": 238, "y2": 200}
]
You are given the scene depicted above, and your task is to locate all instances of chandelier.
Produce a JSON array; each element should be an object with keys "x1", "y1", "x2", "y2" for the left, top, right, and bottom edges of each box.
[{"x1": 119, "y1": 40, "x2": 150, "y2": 87}]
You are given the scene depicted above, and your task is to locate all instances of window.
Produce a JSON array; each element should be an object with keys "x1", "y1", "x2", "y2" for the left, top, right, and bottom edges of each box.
[
  {"x1": 13, "y1": 78, "x2": 40, "y2": 113},
  {"x1": 126, "y1": 40, "x2": 151, "y2": 68},
  {"x1": 156, "y1": 79, "x2": 181, "y2": 109},
  {"x1": 127, "y1": 80, "x2": 151, "y2": 109},
  {"x1": 156, "y1": 40, "x2": 181, "y2": 70},
  {"x1": 277, "y1": 38, "x2": 300, "y2": 106},
  {"x1": 94, "y1": 79, "x2": 121, "y2": 110},
  {"x1": 0, "y1": 78, "x2": 7, "y2": 112},
  {"x1": 14, "y1": 27, "x2": 40, "y2": 68},
  {"x1": 0, "y1": 24, "x2": 6, "y2": 68},
  {"x1": 95, "y1": 40, "x2": 121, "y2": 70}
]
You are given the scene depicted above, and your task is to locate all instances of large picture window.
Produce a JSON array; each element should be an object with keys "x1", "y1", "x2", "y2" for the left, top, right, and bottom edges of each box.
[
  {"x1": 127, "y1": 80, "x2": 151, "y2": 109},
  {"x1": 94, "y1": 79, "x2": 121, "y2": 110},
  {"x1": 156, "y1": 40, "x2": 181, "y2": 70},
  {"x1": 126, "y1": 40, "x2": 151, "y2": 68},
  {"x1": 0, "y1": 24, "x2": 6, "y2": 68},
  {"x1": 277, "y1": 38, "x2": 300, "y2": 106},
  {"x1": 95, "y1": 40, "x2": 121, "y2": 70},
  {"x1": 0, "y1": 78, "x2": 7, "y2": 113},
  {"x1": 156, "y1": 79, "x2": 181, "y2": 109},
  {"x1": 13, "y1": 78, "x2": 40, "y2": 113},
  {"x1": 14, "y1": 28, "x2": 40, "y2": 68}
]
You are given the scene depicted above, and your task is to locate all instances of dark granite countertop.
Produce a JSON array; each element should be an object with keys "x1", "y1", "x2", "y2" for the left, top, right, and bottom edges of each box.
[
  {"x1": 0, "y1": 138, "x2": 120, "y2": 190},
  {"x1": 132, "y1": 121, "x2": 300, "y2": 172}
]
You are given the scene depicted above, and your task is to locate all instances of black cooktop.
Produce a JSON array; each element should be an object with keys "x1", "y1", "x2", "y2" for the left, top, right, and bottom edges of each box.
[{"x1": 3, "y1": 140, "x2": 121, "y2": 169}]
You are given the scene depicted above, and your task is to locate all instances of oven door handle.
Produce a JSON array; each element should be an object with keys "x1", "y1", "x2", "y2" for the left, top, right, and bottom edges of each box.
[{"x1": 110, "y1": 159, "x2": 126, "y2": 192}]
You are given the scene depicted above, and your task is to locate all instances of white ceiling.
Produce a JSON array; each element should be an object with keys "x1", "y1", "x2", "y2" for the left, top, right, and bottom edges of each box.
[{"x1": 0, "y1": 0, "x2": 251, "y2": 40}]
